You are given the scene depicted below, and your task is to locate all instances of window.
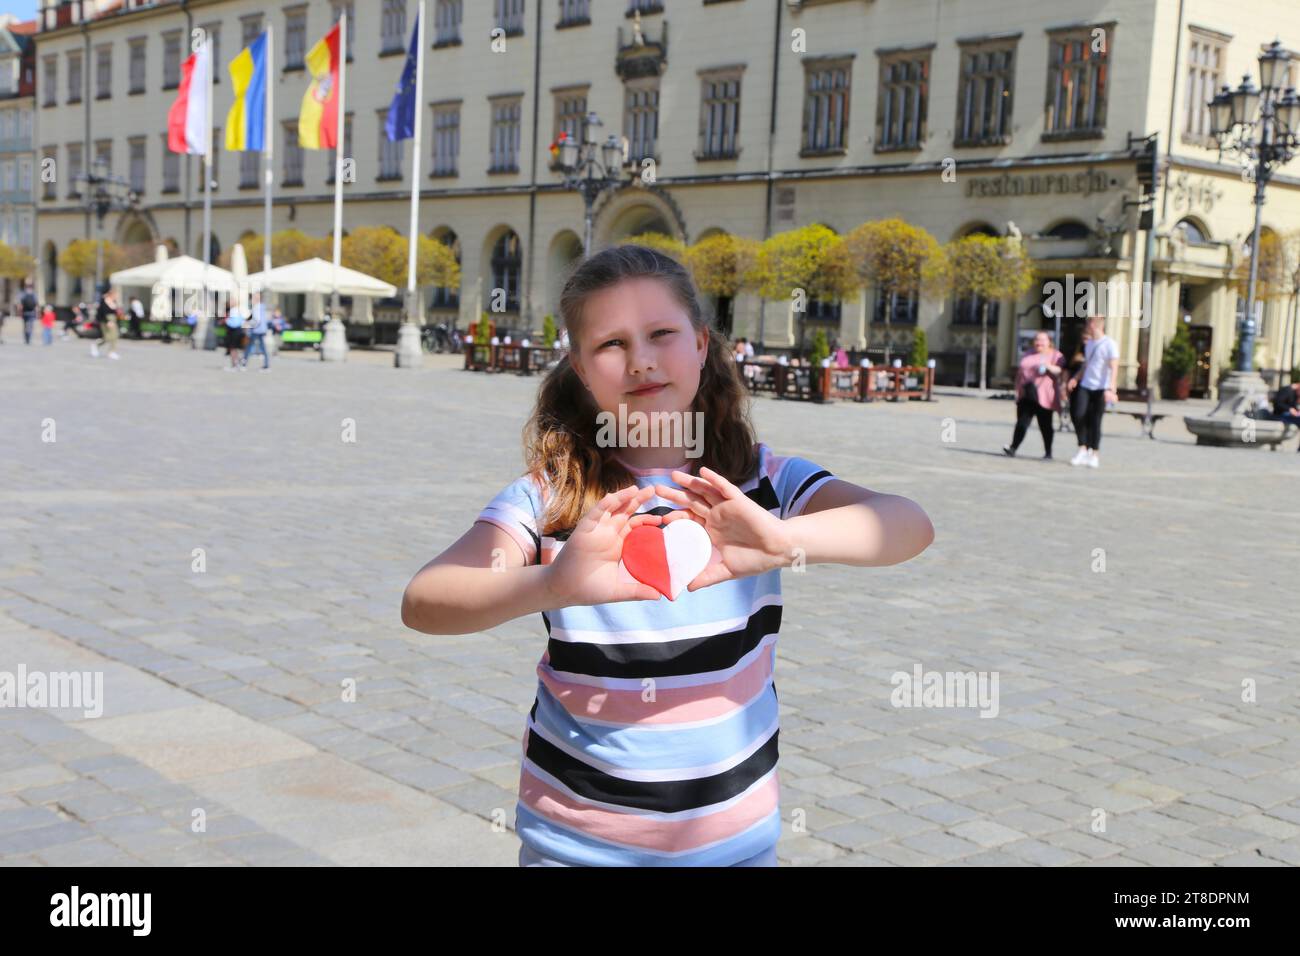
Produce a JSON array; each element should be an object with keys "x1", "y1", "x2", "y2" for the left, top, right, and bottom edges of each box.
[
  {"x1": 489, "y1": 97, "x2": 521, "y2": 173},
  {"x1": 94, "y1": 139, "x2": 112, "y2": 171},
  {"x1": 801, "y1": 58, "x2": 851, "y2": 154},
  {"x1": 240, "y1": 150, "x2": 260, "y2": 189},
  {"x1": 331, "y1": 3, "x2": 356, "y2": 59},
  {"x1": 490, "y1": 231, "x2": 522, "y2": 312},
  {"x1": 241, "y1": 15, "x2": 263, "y2": 50},
  {"x1": 382, "y1": 0, "x2": 407, "y2": 54},
  {"x1": 285, "y1": 8, "x2": 307, "y2": 69},
  {"x1": 877, "y1": 50, "x2": 929, "y2": 150},
  {"x1": 95, "y1": 44, "x2": 111, "y2": 100},
  {"x1": 325, "y1": 114, "x2": 354, "y2": 183},
  {"x1": 624, "y1": 80, "x2": 659, "y2": 162},
  {"x1": 163, "y1": 31, "x2": 181, "y2": 89},
  {"x1": 2, "y1": 161, "x2": 14, "y2": 192},
  {"x1": 283, "y1": 121, "x2": 304, "y2": 185},
  {"x1": 553, "y1": 88, "x2": 587, "y2": 162},
  {"x1": 42, "y1": 56, "x2": 56, "y2": 107},
  {"x1": 628, "y1": 0, "x2": 663, "y2": 12},
  {"x1": 1175, "y1": 218, "x2": 1209, "y2": 244},
  {"x1": 431, "y1": 231, "x2": 460, "y2": 308},
  {"x1": 1184, "y1": 29, "x2": 1226, "y2": 145},
  {"x1": 42, "y1": 147, "x2": 56, "y2": 199},
  {"x1": 1045, "y1": 26, "x2": 1110, "y2": 138},
  {"x1": 129, "y1": 137, "x2": 146, "y2": 194},
  {"x1": 18, "y1": 211, "x2": 30, "y2": 250},
  {"x1": 495, "y1": 0, "x2": 525, "y2": 36},
  {"x1": 559, "y1": 0, "x2": 589, "y2": 27},
  {"x1": 378, "y1": 111, "x2": 404, "y2": 179},
  {"x1": 875, "y1": 287, "x2": 919, "y2": 325},
  {"x1": 67, "y1": 51, "x2": 82, "y2": 104},
  {"x1": 952, "y1": 294, "x2": 998, "y2": 325},
  {"x1": 161, "y1": 134, "x2": 180, "y2": 193},
  {"x1": 956, "y1": 42, "x2": 1015, "y2": 146},
  {"x1": 128, "y1": 38, "x2": 146, "y2": 94},
  {"x1": 698, "y1": 70, "x2": 742, "y2": 159},
  {"x1": 432, "y1": 103, "x2": 460, "y2": 176},
  {"x1": 435, "y1": 0, "x2": 463, "y2": 46},
  {"x1": 19, "y1": 157, "x2": 31, "y2": 193},
  {"x1": 66, "y1": 143, "x2": 82, "y2": 198}
]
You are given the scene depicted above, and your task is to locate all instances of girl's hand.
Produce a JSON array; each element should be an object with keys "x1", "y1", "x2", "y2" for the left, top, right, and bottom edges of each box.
[
  {"x1": 544, "y1": 485, "x2": 666, "y2": 607},
  {"x1": 653, "y1": 467, "x2": 793, "y2": 592}
]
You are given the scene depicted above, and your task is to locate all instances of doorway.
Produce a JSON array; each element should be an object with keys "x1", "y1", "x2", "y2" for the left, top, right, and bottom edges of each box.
[{"x1": 1188, "y1": 324, "x2": 1213, "y2": 398}]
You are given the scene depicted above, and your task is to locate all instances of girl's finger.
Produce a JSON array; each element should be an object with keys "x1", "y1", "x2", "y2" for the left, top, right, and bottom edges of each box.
[
  {"x1": 670, "y1": 471, "x2": 725, "y2": 507},
  {"x1": 687, "y1": 558, "x2": 732, "y2": 591},
  {"x1": 658, "y1": 509, "x2": 700, "y2": 525},
  {"x1": 697, "y1": 466, "x2": 743, "y2": 501},
  {"x1": 655, "y1": 483, "x2": 714, "y2": 514}
]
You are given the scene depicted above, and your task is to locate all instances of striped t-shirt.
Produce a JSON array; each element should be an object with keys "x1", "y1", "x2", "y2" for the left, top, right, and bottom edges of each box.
[{"x1": 475, "y1": 442, "x2": 835, "y2": 866}]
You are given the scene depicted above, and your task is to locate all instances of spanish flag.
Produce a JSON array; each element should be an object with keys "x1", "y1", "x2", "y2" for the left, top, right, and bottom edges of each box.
[
  {"x1": 299, "y1": 23, "x2": 341, "y2": 150},
  {"x1": 224, "y1": 32, "x2": 268, "y2": 151}
]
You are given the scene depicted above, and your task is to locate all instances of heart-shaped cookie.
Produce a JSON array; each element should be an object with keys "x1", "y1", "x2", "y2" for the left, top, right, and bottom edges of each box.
[{"x1": 620, "y1": 518, "x2": 713, "y2": 601}]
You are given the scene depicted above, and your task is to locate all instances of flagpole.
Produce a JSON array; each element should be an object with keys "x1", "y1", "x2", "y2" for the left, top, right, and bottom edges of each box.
[
  {"x1": 263, "y1": 23, "x2": 274, "y2": 278},
  {"x1": 201, "y1": 31, "x2": 214, "y2": 350},
  {"x1": 396, "y1": 0, "x2": 425, "y2": 369},
  {"x1": 323, "y1": 12, "x2": 347, "y2": 361}
]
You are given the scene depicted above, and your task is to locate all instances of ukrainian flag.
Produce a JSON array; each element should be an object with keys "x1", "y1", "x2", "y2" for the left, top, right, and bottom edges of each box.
[{"x1": 224, "y1": 32, "x2": 268, "y2": 151}]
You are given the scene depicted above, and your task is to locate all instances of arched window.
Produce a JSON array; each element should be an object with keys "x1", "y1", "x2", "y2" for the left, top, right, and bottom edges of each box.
[
  {"x1": 1044, "y1": 220, "x2": 1091, "y2": 240},
  {"x1": 490, "y1": 230, "x2": 521, "y2": 313},
  {"x1": 43, "y1": 242, "x2": 57, "y2": 298},
  {"x1": 431, "y1": 230, "x2": 461, "y2": 310},
  {"x1": 1175, "y1": 218, "x2": 1208, "y2": 244}
]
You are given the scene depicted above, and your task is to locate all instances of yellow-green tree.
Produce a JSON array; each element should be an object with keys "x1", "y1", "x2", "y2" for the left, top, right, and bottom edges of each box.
[
  {"x1": 843, "y1": 219, "x2": 948, "y2": 364},
  {"x1": 58, "y1": 239, "x2": 126, "y2": 287},
  {"x1": 414, "y1": 233, "x2": 460, "y2": 290},
  {"x1": 341, "y1": 226, "x2": 408, "y2": 287},
  {"x1": 0, "y1": 241, "x2": 35, "y2": 280},
  {"x1": 620, "y1": 231, "x2": 687, "y2": 261},
  {"x1": 944, "y1": 234, "x2": 1035, "y2": 390},
  {"x1": 750, "y1": 224, "x2": 856, "y2": 353},
  {"x1": 684, "y1": 232, "x2": 761, "y2": 332}
]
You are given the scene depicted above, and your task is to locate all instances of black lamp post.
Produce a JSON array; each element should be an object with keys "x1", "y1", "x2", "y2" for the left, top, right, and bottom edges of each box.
[
  {"x1": 1208, "y1": 40, "x2": 1300, "y2": 373},
  {"x1": 73, "y1": 158, "x2": 137, "y2": 297},
  {"x1": 555, "y1": 111, "x2": 627, "y2": 257}
]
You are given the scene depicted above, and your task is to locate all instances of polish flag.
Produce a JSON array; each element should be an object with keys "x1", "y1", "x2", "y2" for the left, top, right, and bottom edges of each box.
[{"x1": 167, "y1": 44, "x2": 210, "y2": 154}]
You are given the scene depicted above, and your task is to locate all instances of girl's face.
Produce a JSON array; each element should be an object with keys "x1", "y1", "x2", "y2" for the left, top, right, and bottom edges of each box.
[
  {"x1": 1034, "y1": 334, "x2": 1052, "y2": 354},
  {"x1": 569, "y1": 277, "x2": 707, "y2": 417}
]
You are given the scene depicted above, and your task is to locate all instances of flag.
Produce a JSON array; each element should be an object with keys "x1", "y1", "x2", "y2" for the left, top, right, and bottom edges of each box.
[
  {"x1": 299, "y1": 23, "x2": 341, "y2": 150},
  {"x1": 225, "y1": 32, "x2": 268, "y2": 151},
  {"x1": 384, "y1": 13, "x2": 420, "y2": 141},
  {"x1": 549, "y1": 131, "x2": 568, "y2": 161},
  {"x1": 167, "y1": 43, "x2": 211, "y2": 154}
]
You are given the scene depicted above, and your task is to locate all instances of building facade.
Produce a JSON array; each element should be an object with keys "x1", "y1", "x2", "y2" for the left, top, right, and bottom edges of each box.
[
  {"x1": 0, "y1": 14, "x2": 36, "y2": 304},
  {"x1": 32, "y1": 0, "x2": 1300, "y2": 390}
]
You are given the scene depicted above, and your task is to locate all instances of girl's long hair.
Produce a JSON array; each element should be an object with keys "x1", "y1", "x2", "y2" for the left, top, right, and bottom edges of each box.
[{"x1": 523, "y1": 243, "x2": 758, "y2": 536}]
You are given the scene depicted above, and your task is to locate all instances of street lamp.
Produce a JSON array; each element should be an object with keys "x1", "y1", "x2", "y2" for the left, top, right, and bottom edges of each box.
[
  {"x1": 1208, "y1": 40, "x2": 1300, "y2": 375},
  {"x1": 554, "y1": 111, "x2": 627, "y2": 257},
  {"x1": 73, "y1": 157, "x2": 137, "y2": 298}
]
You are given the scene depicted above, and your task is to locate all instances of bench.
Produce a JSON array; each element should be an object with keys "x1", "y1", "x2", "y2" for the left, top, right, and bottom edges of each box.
[{"x1": 279, "y1": 329, "x2": 323, "y2": 349}]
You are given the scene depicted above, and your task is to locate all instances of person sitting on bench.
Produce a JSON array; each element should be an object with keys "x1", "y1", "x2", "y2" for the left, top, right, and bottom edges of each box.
[{"x1": 1272, "y1": 381, "x2": 1300, "y2": 449}]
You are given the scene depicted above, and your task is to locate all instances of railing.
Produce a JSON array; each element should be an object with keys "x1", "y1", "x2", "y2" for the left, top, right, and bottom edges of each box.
[
  {"x1": 737, "y1": 361, "x2": 934, "y2": 403},
  {"x1": 463, "y1": 344, "x2": 566, "y2": 374}
]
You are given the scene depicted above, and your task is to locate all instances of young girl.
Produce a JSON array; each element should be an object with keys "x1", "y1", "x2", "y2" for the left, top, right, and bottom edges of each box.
[{"x1": 401, "y1": 245, "x2": 934, "y2": 866}]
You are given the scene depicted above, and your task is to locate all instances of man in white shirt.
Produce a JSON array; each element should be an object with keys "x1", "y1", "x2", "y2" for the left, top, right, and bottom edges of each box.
[{"x1": 1065, "y1": 314, "x2": 1119, "y2": 468}]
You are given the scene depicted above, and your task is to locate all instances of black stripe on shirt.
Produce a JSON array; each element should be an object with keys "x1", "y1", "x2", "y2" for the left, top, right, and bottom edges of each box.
[
  {"x1": 787, "y1": 470, "x2": 833, "y2": 516},
  {"x1": 525, "y1": 723, "x2": 779, "y2": 813},
  {"x1": 545, "y1": 603, "x2": 781, "y2": 678}
]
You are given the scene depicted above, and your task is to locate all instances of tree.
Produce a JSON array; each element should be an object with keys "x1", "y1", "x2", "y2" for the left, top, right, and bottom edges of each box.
[
  {"x1": 0, "y1": 241, "x2": 35, "y2": 280},
  {"x1": 413, "y1": 233, "x2": 460, "y2": 291},
  {"x1": 809, "y1": 327, "x2": 830, "y2": 367},
  {"x1": 908, "y1": 327, "x2": 929, "y2": 368},
  {"x1": 843, "y1": 219, "x2": 948, "y2": 364},
  {"x1": 943, "y1": 234, "x2": 1034, "y2": 390},
  {"x1": 684, "y1": 232, "x2": 761, "y2": 332},
  {"x1": 542, "y1": 313, "x2": 557, "y2": 348},
  {"x1": 620, "y1": 231, "x2": 688, "y2": 261},
  {"x1": 58, "y1": 239, "x2": 126, "y2": 285},
  {"x1": 750, "y1": 224, "x2": 857, "y2": 353},
  {"x1": 341, "y1": 226, "x2": 407, "y2": 287}
]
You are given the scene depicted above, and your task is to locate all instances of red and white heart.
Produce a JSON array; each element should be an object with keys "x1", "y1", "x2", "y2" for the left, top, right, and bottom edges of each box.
[{"x1": 620, "y1": 519, "x2": 713, "y2": 601}]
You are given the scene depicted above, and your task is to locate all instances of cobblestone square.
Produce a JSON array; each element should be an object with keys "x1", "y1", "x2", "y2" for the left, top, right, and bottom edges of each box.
[{"x1": 2, "y1": 337, "x2": 1298, "y2": 866}]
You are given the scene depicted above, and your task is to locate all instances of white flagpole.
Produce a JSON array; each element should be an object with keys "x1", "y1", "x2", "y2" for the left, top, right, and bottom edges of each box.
[
  {"x1": 201, "y1": 33, "x2": 213, "y2": 348},
  {"x1": 324, "y1": 13, "x2": 348, "y2": 361},
  {"x1": 263, "y1": 23, "x2": 274, "y2": 277},
  {"x1": 397, "y1": 1, "x2": 425, "y2": 368}
]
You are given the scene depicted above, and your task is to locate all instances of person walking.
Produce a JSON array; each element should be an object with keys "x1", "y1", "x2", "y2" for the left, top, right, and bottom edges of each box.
[
  {"x1": 19, "y1": 281, "x2": 37, "y2": 345},
  {"x1": 62, "y1": 303, "x2": 81, "y2": 340},
  {"x1": 92, "y1": 288, "x2": 121, "y2": 360},
  {"x1": 1065, "y1": 314, "x2": 1120, "y2": 468},
  {"x1": 242, "y1": 293, "x2": 271, "y2": 372},
  {"x1": 40, "y1": 303, "x2": 56, "y2": 346},
  {"x1": 223, "y1": 305, "x2": 246, "y2": 370},
  {"x1": 1004, "y1": 331, "x2": 1065, "y2": 459},
  {"x1": 128, "y1": 296, "x2": 145, "y2": 339}
]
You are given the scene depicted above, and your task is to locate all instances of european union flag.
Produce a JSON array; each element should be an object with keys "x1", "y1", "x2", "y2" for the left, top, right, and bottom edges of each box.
[{"x1": 385, "y1": 13, "x2": 419, "y2": 141}]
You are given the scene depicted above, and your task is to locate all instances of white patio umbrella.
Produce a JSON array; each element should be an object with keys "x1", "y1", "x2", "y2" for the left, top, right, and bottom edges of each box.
[
  {"x1": 245, "y1": 257, "x2": 397, "y2": 298},
  {"x1": 108, "y1": 255, "x2": 238, "y2": 294}
]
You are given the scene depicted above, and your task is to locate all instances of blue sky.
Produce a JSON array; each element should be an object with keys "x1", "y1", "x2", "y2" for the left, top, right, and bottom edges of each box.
[{"x1": 2, "y1": 2, "x2": 37, "y2": 22}]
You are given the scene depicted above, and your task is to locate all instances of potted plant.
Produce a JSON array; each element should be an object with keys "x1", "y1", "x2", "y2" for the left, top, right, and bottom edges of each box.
[{"x1": 1161, "y1": 324, "x2": 1196, "y2": 400}]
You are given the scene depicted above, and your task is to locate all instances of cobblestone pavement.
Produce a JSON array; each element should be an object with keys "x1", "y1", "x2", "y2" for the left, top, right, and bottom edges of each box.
[{"x1": 2, "y1": 333, "x2": 1298, "y2": 866}]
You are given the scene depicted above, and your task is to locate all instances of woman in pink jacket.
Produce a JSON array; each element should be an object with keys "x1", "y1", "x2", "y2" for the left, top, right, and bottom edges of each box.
[{"x1": 1004, "y1": 331, "x2": 1065, "y2": 460}]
